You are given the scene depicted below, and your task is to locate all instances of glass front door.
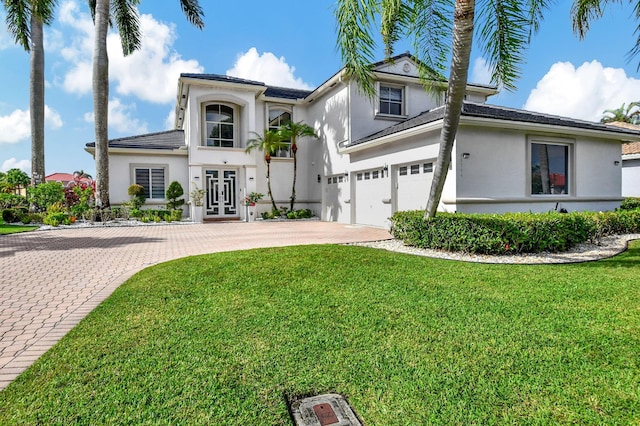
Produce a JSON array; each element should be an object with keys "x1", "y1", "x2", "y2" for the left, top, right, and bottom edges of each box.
[{"x1": 205, "y1": 169, "x2": 238, "y2": 217}]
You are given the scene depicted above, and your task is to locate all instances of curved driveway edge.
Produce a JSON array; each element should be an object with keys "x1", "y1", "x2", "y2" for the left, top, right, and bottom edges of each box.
[{"x1": 0, "y1": 221, "x2": 391, "y2": 391}]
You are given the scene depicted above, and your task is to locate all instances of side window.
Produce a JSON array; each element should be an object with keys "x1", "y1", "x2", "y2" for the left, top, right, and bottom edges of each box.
[
  {"x1": 135, "y1": 167, "x2": 166, "y2": 199},
  {"x1": 204, "y1": 103, "x2": 235, "y2": 147},
  {"x1": 531, "y1": 142, "x2": 570, "y2": 195},
  {"x1": 268, "y1": 107, "x2": 292, "y2": 157},
  {"x1": 379, "y1": 85, "x2": 404, "y2": 116}
]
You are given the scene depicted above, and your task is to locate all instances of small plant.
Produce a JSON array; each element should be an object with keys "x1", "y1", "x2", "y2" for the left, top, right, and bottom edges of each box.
[
  {"x1": 170, "y1": 209, "x2": 182, "y2": 221},
  {"x1": 244, "y1": 192, "x2": 264, "y2": 206},
  {"x1": 128, "y1": 184, "x2": 146, "y2": 210},
  {"x1": 166, "y1": 181, "x2": 185, "y2": 211},
  {"x1": 44, "y1": 211, "x2": 68, "y2": 227},
  {"x1": 190, "y1": 183, "x2": 205, "y2": 207}
]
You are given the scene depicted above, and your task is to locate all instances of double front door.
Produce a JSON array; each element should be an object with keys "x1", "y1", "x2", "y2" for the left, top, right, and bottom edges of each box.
[{"x1": 205, "y1": 169, "x2": 238, "y2": 218}]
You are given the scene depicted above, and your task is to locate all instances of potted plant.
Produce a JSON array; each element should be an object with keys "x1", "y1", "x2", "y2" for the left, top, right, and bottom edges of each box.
[{"x1": 244, "y1": 192, "x2": 264, "y2": 206}]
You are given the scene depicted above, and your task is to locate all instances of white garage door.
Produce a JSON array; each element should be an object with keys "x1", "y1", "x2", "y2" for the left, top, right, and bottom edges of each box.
[
  {"x1": 324, "y1": 174, "x2": 350, "y2": 223},
  {"x1": 397, "y1": 162, "x2": 434, "y2": 211},
  {"x1": 354, "y1": 169, "x2": 391, "y2": 227}
]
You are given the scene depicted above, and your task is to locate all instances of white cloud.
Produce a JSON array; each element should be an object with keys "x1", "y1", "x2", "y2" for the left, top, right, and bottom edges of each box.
[
  {"x1": 0, "y1": 109, "x2": 31, "y2": 143},
  {"x1": 1, "y1": 158, "x2": 30, "y2": 173},
  {"x1": 58, "y1": 1, "x2": 203, "y2": 103},
  {"x1": 227, "y1": 48, "x2": 313, "y2": 90},
  {"x1": 0, "y1": 106, "x2": 64, "y2": 144},
  {"x1": 471, "y1": 57, "x2": 492, "y2": 85},
  {"x1": 524, "y1": 60, "x2": 640, "y2": 122},
  {"x1": 164, "y1": 108, "x2": 176, "y2": 130},
  {"x1": 84, "y1": 98, "x2": 149, "y2": 134}
]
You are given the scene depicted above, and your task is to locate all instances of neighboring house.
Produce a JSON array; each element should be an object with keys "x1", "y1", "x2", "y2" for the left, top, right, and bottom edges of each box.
[
  {"x1": 622, "y1": 140, "x2": 640, "y2": 197},
  {"x1": 85, "y1": 54, "x2": 640, "y2": 228},
  {"x1": 45, "y1": 172, "x2": 94, "y2": 188}
]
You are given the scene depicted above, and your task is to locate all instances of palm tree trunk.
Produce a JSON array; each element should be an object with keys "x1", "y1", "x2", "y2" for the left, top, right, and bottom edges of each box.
[
  {"x1": 538, "y1": 144, "x2": 550, "y2": 194},
  {"x1": 93, "y1": 0, "x2": 110, "y2": 210},
  {"x1": 424, "y1": 0, "x2": 475, "y2": 218},
  {"x1": 266, "y1": 160, "x2": 278, "y2": 212},
  {"x1": 30, "y1": 14, "x2": 45, "y2": 186},
  {"x1": 290, "y1": 145, "x2": 297, "y2": 211}
]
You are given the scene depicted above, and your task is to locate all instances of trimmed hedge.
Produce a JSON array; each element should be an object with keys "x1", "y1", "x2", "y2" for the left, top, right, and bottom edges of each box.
[{"x1": 390, "y1": 210, "x2": 640, "y2": 255}]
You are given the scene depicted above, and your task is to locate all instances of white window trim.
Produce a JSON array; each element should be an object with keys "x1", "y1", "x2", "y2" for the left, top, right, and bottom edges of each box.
[
  {"x1": 375, "y1": 82, "x2": 407, "y2": 120},
  {"x1": 527, "y1": 136, "x2": 574, "y2": 197},
  {"x1": 202, "y1": 102, "x2": 238, "y2": 148},
  {"x1": 267, "y1": 104, "x2": 294, "y2": 158},
  {"x1": 131, "y1": 164, "x2": 168, "y2": 202}
]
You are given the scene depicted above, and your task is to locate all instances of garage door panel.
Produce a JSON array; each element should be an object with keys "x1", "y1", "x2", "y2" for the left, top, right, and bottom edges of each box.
[
  {"x1": 354, "y1": 170, "x2": 391, "y2": 227},
  {"x1": 397, "y1": 162, "x2": 434, "y2": 211}
]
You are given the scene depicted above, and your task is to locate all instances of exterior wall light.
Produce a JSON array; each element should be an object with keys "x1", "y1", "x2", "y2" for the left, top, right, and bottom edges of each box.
[
  {"x1": 462, "y1": 153, "x2": 470, "y2": 159},
  {"x1": 614, "y1": 160, "x2": 621, "y2": 166}
]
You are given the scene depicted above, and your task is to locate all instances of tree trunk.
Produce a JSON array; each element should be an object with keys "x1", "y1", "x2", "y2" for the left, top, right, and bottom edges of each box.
[
  {"x1": 265, "y1": 159, "x2": 278, "y2": 212},
  {"x1": 30, "y1": 14, "x2": 45, "y2": 187},
  {"x1": 424, "y1": 0, "x2": 475, "y2": 218},
  {"x1": 93, "y1": 0, "x2": 110, "y2": 210},
  {"x1": 290, "y1": 143, "x2": 297, "y2": 211},
  {"x1": 538, "y1": 144, "x2": 550, "y2": 194}
]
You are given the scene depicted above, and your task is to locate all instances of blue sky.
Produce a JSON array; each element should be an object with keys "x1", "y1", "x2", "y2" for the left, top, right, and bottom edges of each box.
[{"x1": 1, "y1": 0, "x2": 640, "y2": 177}]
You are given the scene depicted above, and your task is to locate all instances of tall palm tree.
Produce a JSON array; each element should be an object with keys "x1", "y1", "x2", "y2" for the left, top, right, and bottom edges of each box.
[
  {"x1": 336, "y1": 0, "x2": 551, "y2": 218},
  {"x1": 3, "y1": 0, "x2": 57, "y2": 186},
  {"x1": 600, "y1": 102, "x2": 640, "y2": 124},
  {"x1": 245, "y1": 130, "x2": 289, "y2": 212},
  {"x1": 90, "y1": 0, "x2": 204, "y2": 209},
  {"x1": 278, "y1": 121, "x2": 318, "y2": 211}
]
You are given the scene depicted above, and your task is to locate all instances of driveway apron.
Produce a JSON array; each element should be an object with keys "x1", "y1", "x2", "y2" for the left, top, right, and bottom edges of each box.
[{"x1": 0, "y1": 221, "x2": 390, "y2": 391}]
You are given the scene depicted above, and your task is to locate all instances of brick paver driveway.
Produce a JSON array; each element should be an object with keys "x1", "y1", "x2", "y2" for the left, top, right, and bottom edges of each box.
[{"x1": 0, "y1": 221, "x2": 390, "y2": 391}]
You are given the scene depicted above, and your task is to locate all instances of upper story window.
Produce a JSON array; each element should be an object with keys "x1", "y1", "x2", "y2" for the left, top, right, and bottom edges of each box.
[
  {"x1": 204, "y1": 103, "x2": 236, "y2": 148},
  {"x1": 531, "y1": 142, "x2": 570, "y2": 195},
  {"x1": 379, "y1": 85, "x2": 404, "y2": 116},
  {"x1": 268, "y1": 106, "x2": 292, "y2": 157}
]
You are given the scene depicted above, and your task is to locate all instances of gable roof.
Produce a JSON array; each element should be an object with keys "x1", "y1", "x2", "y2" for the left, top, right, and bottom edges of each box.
[
  {"x1": 85, "y1": 130, "x2": 185, "y2": 150},
  {"x1": 179, "y1": 73, "x2": 312, "y2": 100},
  {"x1": 351, "y1": 102, "x2": 640, "y2": 147}
]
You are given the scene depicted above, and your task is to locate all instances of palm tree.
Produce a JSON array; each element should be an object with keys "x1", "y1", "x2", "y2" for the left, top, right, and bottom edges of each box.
[
  {"x1": 90, "y1": 0, "x2": 204, "y2": 209},
  {"x1": 245, "y1": 130, "x2": 289, "y2": 212},
  {"x1": 335, "y1": 0, "x2": 551, "y2": 218},
  {"x1": 3, "y1": 0, "x2": 57, "y2": 186},
  {"x1": 278, "y1": 121, "x2": 318, "y2": 211},
  {"x1": 600, "y1": 102, "x2": 640, "y2": 124}
]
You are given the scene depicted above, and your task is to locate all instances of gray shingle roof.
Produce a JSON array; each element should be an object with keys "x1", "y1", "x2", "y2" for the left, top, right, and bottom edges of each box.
[
  {"x1": 86, "y1": 130, "x2": 185, "y2": 150},
  {"x1": 180, "y1": 73, "x2": 311, "y2": 100},
  {"x1": 352, "y1": 102, "x2": 640, "y2": 146}
]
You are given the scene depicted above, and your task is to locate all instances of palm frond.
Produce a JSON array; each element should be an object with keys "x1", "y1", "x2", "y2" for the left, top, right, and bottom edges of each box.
[
  {"x1": 3, "y1": 0, "x2": 31, "y2": 50},
  {"x1": 335, "y1": 0, "x2": 379, "y2": 97},
  {"x1": 88, "y1": 0, "x2": 96, "y2": 22},
  {"x1": 381, "y1": 0, "x2": 410, "y2": 57},
  {"x1": 31, "y1": 0, "x2": 58, "y2": 25},
  {"x1": 111, "y1": 0, "x2": 141, "y2": 56},
  {"x1": 570, "y1": 0, "x2": 607, "y2": 39},
  {"x1": 408, "y1": 0, "x2": 452, "y2": 89},
  {"x1": 477, "y1": 0, "x2": 549, "y2": 91},
  {"x1": 178, "y1": 0, "x2": 204, "y2": 29}
]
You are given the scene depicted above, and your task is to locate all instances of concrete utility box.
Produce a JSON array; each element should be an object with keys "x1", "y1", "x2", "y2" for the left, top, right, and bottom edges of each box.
[{"x1": 290, "y1": 393, "x2": 362, "y2": 426}]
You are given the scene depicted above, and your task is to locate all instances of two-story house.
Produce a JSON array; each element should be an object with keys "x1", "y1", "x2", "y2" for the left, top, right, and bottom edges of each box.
[{"x1": 86, "y1": 54, "x2": 640, "y2": 227}]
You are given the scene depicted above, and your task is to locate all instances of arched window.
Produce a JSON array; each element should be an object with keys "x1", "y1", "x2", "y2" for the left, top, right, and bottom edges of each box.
[
  {"x1": 204, "y1": 103, "x2": 235, "y2": 147},
  {"x1": 268, "y1": 107, "x2": 292, "y2": 157}
]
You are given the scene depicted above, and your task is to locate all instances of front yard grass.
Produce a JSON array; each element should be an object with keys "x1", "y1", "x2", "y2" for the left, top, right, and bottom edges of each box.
[
  {"x1": 0, "y1": 220, "x2": 37, "y2": 235},
  {"x1": 1, "y1": 243, "x2": 639, "y2": 424}
]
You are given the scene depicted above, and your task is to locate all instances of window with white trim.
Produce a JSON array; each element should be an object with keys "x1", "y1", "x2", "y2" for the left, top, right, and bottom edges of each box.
[
  {"x1": 204, "y1": 103, "x2": 236, "y2": 147},
  {"x1": 268, "y1": 106, "x2": 292, "y2": 158},
  {"x1": 530, "y1": 142, "x2": 570, "y2": 195},
  {"x1": 134, "y1": 167, "x2": 166, "y2": 200},
  {"x1": 379, "y1": 85, "x2": 404, "y2": 116}
]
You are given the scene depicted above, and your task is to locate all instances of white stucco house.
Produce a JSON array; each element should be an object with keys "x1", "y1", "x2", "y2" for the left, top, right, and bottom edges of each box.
[
  {"x1": 622, "y1": 141, "x2": 640, "y2": 197},
  {"x1": 85, "y1": 54, "x2": 640, "y2": 228}
]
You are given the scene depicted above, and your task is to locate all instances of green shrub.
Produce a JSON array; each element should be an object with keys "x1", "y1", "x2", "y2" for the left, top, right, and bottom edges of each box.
[
  {"x1": 28, "y1": 182, "x2": 65, "y2": 212},
  {"x1": 20, "y1": 212, "x2": 44, "y2": 224},
  {"x1": 2, "y1": 208, "x2": 26, "y2": 223},
  {"x1": 170, "y1": 209, "x2": 182, "y2": 221},
  {"x1": 0, "y1": 193, "x2": 28, "y2": 210},
  {"x1": 620, "y1": 197, "x2": 640, "y2": 210},
  {"x1": 286, "y1": 209, "x2": 313, "y2": 219},
  {"x1": 389, "y1": 210, "x2": 629, "y2": 255},
  {"x1": 44, "y1": 211, "x2": 68, "y2": 227},
  {"x1": 128, "y1": 184, "x2": 146, "y2": 210},
  {"x1": 165, "y1": 181, "x2": 185, "y2": 211}
]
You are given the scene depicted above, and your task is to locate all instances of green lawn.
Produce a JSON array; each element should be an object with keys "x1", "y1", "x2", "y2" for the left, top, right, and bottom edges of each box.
[
  {"x1": 0, "y1": 221, "x2": 37, "y2": 235},
  {"x1": 1, "y1": 243, "x2": 639, "y2": 424}
]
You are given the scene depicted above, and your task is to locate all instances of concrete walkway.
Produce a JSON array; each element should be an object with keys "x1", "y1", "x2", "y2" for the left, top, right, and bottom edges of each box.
[{"x1": 0, "y1": 221, "x2": 391, "y2": 391}]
